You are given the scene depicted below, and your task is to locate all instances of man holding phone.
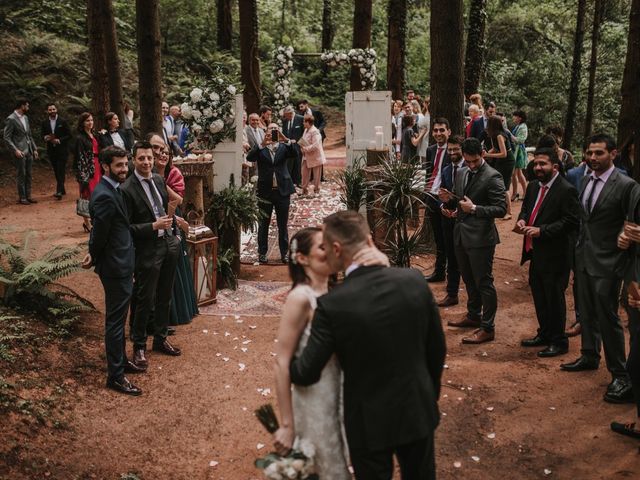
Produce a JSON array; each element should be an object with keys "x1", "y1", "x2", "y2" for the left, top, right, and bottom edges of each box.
[{"x1": 246, "y1": 123, "x2": 297, "y2": 264}]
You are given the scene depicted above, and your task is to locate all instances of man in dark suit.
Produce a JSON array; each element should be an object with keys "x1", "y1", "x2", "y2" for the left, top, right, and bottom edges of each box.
[
  {"x1": 561, "y1": 133, "x2": 638, "y2": 404},
  {"x1": 440, "y1": 137, "x2": 506, "y2": 344},
  {"x1": 41, "y1": 103, "x2": 71, "y2": 199},
  {"x1": 121, "y1": 141, "x2": 182, "y2": 369},
  {"x1": 3, "y1": 98, "x2": 39, "y2": 204},
  {"x1": 423, "y1": 118, "x2": 451, "y2": 283},
  {"x1": 246, "y1": 124, "x2": 296, "y2": 264},
  {"x1": 98, "y1": 112, "x2": 132, "y2": 153},
  {"x1": 469, "y1": 101, "x2": 496, "y2": 141},
  {"x1": 297, "y1": 99, "x2": 326, "y2": 142},
  {"x1": 437, "y1": 134, "x2": 465, "y2": 306},
  {"x1": 289, "y1": 210, "x2": 446, "y2": 480},
  {"x1": 515, "y1": 148, "x2": 580, "y2": 357},
  {"x1": 88, "y1": 146, "x2": 143, "y2": 396},
  {"x1": 281, "y1": 106, "x2": 304, "y2": 186}
]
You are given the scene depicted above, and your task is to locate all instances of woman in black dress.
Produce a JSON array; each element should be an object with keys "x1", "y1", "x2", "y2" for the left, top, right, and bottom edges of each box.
[{"x1": 483, "y1": 116, "x2": 515, "y2": 220}]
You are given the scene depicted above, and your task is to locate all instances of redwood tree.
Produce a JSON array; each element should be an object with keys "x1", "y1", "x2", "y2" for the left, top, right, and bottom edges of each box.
[
  {"x1": 87, "y1": 0, "x2": 109, "y2": 130},
  {"x1": 430, "y1": 0, "x2": 464, "y2": 135},
  {"x1": 321, "y1": 0, "x2": 334, "y2": 51},
  {"x1": 463, "y1": 0, "x2": 488, "y2": 97},
  {"x1": 387, "y1": 0, "x2": 407, "y2": 100},
  {"x1": 583, "y1": 0, "x2": 604, "y2": 140},
  {"x1": 617, "y1": 0, "x2": 640, "y2": 180},
  {"x1": 350, "y1": 0, "x2": 372, "y2": 91},
  {"x1": 217, "y1": 0, "x2": 232, "y2": 51},
  {"x1": 564, "y1": 0, "x2": 587, "y2": 151},
  {"x1": 239, "y1": 0, "x2": 261, "y2": 114},
  {"x1": 103, "y1": 0, "x2": 125, "y2": 123},
  {"x1": 136, "y1": 0, "x2": 163, "y2": 136}
]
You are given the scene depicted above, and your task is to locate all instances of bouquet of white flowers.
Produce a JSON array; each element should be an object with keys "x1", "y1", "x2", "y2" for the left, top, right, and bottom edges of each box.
[
  {"x1": 272, "y1": 46, "x2": 294, "y2": 114},
  {"x1": 180, "y1": 75, "x2": 239, "y2": 150}
]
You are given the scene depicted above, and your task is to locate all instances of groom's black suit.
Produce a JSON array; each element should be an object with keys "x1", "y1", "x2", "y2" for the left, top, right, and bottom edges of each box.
[{"x1": 290, "y1": 265, "x2": 446, "y2": 480}]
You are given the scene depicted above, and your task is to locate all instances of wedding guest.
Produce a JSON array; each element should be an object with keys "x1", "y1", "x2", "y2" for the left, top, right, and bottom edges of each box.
[
  {"x1": 484, "y1": 116, "x2": 516, "y2": 220},
  {"x1": 4, "y1": 98, "x2": 39, "y2": 205},
  {"x1": 469, "y1": 93, "x2": 484, "y2": 115},
  {"x1": 41, "y1": 103, "x2": 71, "y2": 199},
  {"x1": 417, "y1": 97, "x2": 431, "y2": 165},
  {"x1": 400, "y1": 114, "x2": 423, "y2": 163},
  {"x1": 546, "y1": 125, "x2": 575, "y2": 171},
  {"x1": 391, "y1": 101, "x2": 403, "y2": 160},
  {"x1": 299, "y1": 115, "x2": 326, "y2": 197},
  {"x1": 510, "y1": 110, "x2": 529, "y2": 202},
  {"x1": 466, "y1": 104, "x2": 480, "y2": 138},
  {"x1": 470, "y1": 101, "x2": 495, "y2": 140},
  {"x1": 258, "y1": 105, "x2": 273, "y2": 130},
  {"x1": 98, "y1": 112, "x2": 132, "y2": 152},
  {"x1": 162, "y1": 101, "x2": 182, "y2": 156},
  {"x1": 245, "y1": 113, "x2": 264, "y2": 150},
  {"x1": 74, "y1": 112, "x2": 102, "y2": 233},
  {"x1": 123, "y1": 102, "x2": 135, "y2": 147},
  {"x1": 282, "y1": 106, "x2": 304, "y2": 186}
]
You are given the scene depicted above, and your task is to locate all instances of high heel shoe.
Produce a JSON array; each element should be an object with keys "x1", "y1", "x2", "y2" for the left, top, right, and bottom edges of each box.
[{"x1": 82, "y1": 223, "x2": 91, "y2": 233}]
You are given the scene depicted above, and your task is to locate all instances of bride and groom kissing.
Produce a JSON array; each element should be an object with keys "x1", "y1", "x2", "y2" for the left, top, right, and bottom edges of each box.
[{"x1": 272, "y1": 210, "x2": 446, "y2": 480}]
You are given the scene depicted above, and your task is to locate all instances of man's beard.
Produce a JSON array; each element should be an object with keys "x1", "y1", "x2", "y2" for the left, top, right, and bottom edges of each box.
[
  {"x1": 108, "y1": 170, "x2": 126, "y2": 183},
  {"x1": 536, "y1": 170, "x2": 553, "y2": 183}
]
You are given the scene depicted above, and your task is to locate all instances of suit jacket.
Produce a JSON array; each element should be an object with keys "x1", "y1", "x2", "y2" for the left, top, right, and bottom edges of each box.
[
  {"x1": 518, "y1": 175, "x2": 580, "y2": 272},
  {"x1": 4, "y1": 112, "x2": 37, "y2": 157},
  {"x1": 566, "y1": 163, "x2": 628, "y2": 190},
  {"x1": 41, "y1": 116, "x2": 71, "y2": 156},
  {"x1": 575, "y1": 168, "x2": 639, "y2": 278},
  {"x1": 469, "y1": 116, "x2": 486, "y2": 140},
  {"x1": 448, "y1": 161, "x2": 506, "y2": 248},
  {"x1": 98, "y1": 129, "x2": 132, "y2": 152},
  {"x1": 246, "y1": 143, "x2": 296, "y2": 197},
  {"x1": 89, "y1": 177, "x2": 135, "y2": 278},
  {"x1": 244, "y1": 125, "x2": 264, "y2": 150},
  {"x1": 311, "y1": 109, "x2": 326, "y2": 140},
  {"x1": 424, "y1": 143, "x2": 450, "y2": 174},
  {"x1": 282, "y1": 114, "x2": 304, "y2": 142},
  {"x1": 290, "y1": 266, "x2": 446, "y2": 451},
  {"x1": 121, "y1": 172, "x2": 170, "y2": 249},
  {"x1": 300, "y1": 126, "x2": 325, "y2": 168}
]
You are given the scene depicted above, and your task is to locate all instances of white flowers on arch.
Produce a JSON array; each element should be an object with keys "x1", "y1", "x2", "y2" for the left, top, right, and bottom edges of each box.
[
  {"x1": 180, "y1": 77, "x2": 238, "y2": 150},
  {"x1": 321, "y1": 48, "x2": 377, "y2": 90},
  {"x1": 272, "y1": 46, "x2": 294, "y2": 113}
]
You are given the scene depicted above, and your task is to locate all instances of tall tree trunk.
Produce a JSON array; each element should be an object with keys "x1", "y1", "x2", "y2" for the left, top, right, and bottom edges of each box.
[
  {"x1": 618, "y1": 0, "x2": 640, "y2": 180},
  {"x1": 321, "y1": 0, "x2": 334, "y2": 51},
  {"x1": 387, "y1": 0, "x2": 407, "y2": 100},
  {"x1": 216, "y1": 0, "x2": 232, "y2": 50},
  {"x1": 564, "y1": 0, "x2": 587, "y2": 151},
  {"x1": 87, "y1": 0, "x2": 109, "y2": 130},
  {"x1": 430, "y1": 0, "x2": 465, "y2": 135},
  {"x1": 583, "y1": 0, "x2": 604, "y2": 140},
  {"x1": 239, "y1": 0, "x2": 261, "y2": 114},
  {"x1": 103, "y1": 0, "x2": 125, "y2": 123},
  {"x1": 136, "y1": 0, "x2": 163, "y2": 136},
  {"x1": 350, "y1": 0, "x2": 372, "y2": 91},
  {"x1": 463, "y1": 0, "x2": 487, "y2": 97}
]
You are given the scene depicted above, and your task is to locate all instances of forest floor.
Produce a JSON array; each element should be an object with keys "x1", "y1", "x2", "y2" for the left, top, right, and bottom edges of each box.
[{"x1": 1, "y1": 120, "x2": 640, "y2": 479}]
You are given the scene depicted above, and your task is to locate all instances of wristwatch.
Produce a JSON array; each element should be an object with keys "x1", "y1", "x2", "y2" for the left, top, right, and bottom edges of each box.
[{"x1": 471, "y1": 204, "x2": 477, "y2": 214}]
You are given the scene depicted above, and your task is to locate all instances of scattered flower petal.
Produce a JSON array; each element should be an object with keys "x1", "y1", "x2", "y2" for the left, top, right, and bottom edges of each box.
[
  {"x1": 257, "y1": 443, "x2": 265, "y2": 450},
  {"x1": 202, "y1": 329, "x2": 208, "y2": 333},
  {"x1": 471, "y1": 456, "x2": 480, "y2": 462},
  {"x1": 238, "y1": 363, "x2": 246, "y2": 371},
  {"x1": 486, "y1": 406, "x2": 494, "y2": 411},
  {"x1": 544, "y1": 469, "x2": 552, "y2": 476},
  {"x1": 222, "y1": 357, "x2": 229, "y2": 362},
  {"x1": 453, "y1": 461, "x2": 462, "y2": 468},
  {"x1": 241, "y1": 348, "x2": 248, "y2": 353},
  {"x1": 209, "y1": 460, "x2": 219, "y2": 467},
  {"x1": 242, "y1": 340, "x2": 252, "y2": 345},
  {"x1": 487, "y1": 433, "x2": 496, "y2": 439}
]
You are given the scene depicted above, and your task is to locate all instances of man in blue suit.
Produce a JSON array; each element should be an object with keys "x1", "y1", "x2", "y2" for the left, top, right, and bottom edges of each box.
[
  {"x1": 88, "y1": 146, "x2": 142, "y2": 396},
  {"x1": 246, "y1": 123, "x2": 297, "y2": 264}
]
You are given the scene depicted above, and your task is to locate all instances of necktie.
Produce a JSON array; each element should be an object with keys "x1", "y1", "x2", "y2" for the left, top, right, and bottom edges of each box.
[
  {"x1": 464, "y1": 170, "x2": 475, "y2": 194},
  {"x1": 525, "y1": 185, "x2": 548, "y2": 252},
  {"x1": 428, "y1": 147, "x2": 444, "y2": 191},
  {"x1": 143, "y1": 178, "x2": 167, "y2": 217},
  {"x1": 585, "y1": 177, "x2": 600, "y2": 213},
  {"x1": 452, "y1": 164, "x2": 459, "y2": 186}
]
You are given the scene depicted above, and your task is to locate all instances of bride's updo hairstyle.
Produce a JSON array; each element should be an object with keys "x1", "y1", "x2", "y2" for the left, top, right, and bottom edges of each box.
[{"x1": 289, "y1": 227, "x2": 322, "y2": 288}]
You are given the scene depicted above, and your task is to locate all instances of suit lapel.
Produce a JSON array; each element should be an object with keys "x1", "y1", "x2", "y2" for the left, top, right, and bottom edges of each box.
[
  {"x1": 590, "y1": 169, "x2": 618, "y2": 216},
  {"x1": 533, "y1": 178, "x2": 559, "y2": 220},
  {"x1": 11, "y1": 113, "x2": 26, "y2": 133},
  {"x1": 132, "y1": 175, "x2": 156, "y2": 218}
]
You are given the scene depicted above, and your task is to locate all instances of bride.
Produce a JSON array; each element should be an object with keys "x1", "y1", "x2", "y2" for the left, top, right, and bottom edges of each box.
[{"x1": 272, "y1": 226, "x2": 389, "y2": 477}]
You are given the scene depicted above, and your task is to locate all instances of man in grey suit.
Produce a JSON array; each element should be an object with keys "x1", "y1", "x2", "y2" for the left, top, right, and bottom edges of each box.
[
  {"x1": 281, "y1": 105, "x2": 304, "y2": 186},
  {"x1": 561, "y1": 133, "x2": 638, "y2": 404},
  {"x1": 440, "y1": 137, "x2": 507, "y2": 344},
  {"x1": 4, "y1": 99, "x2": 39, "y2": 204},
  {"x1": 245, "y1": 113, "x2": 264, "y2": 150}
]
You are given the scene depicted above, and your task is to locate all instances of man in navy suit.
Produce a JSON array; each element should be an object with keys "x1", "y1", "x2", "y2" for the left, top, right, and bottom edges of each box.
[
  {"x1": 281, "y1": 106, "x2": 304, "y2": 186},
  {"x1": 41, "y1": 103, "x2": 71, "y2": 199},
  {"x1": 469, "y1": 101, "x2": 496, "y2": 141},
  {"x1": 246, "y1": 123, "x2": 297, "y2": 264},
  {"x1": 88, "y1": 146, "x2": 142, "y2": 396}
]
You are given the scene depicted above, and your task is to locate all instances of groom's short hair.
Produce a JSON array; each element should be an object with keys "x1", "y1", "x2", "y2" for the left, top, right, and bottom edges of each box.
[{"x1": 323, "y1": 210, "x2": 370, "y2": 250}]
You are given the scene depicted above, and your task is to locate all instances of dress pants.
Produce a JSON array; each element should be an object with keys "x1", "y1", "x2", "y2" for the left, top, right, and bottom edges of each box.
[
  {"x1": 627, "y1": 306, "x2": 640, "y2": 417},
  {"x1": 424, "y1": 196, "x2": 446, "y2": 274},
  {"x1": 529, "y1": 262, "x2": 569, "y2": 348},
  {"x1": 441, "y1": 216, "x2": 460, "y2": 297},
  {"x1": 349, "y1": 435, "x2": 435, "y2": 480},
  {"x1": 576, "y1": 270, "x2": 628, "y2": 379},
  {"x1": 258, "y1": 189, "x2": 290, "y2": 258},
  {"x1": 455, "y1": 244, "x2": 497, "y2": 332},
  {"x1": 131, "y1": 235, "x2": 180, "y2": 348},
  {"x1": 48, "y1": 149, "x2": 67, "y2": 194},
  {"x1": 100, "y1": 275, "x2": 133, "y2": 382},
  {"x1": 14, "y1": 153, "x2": 33, "y2": 199},
  {"x1": 286, "y1": 150, "x2": 302, "y2": 186}
]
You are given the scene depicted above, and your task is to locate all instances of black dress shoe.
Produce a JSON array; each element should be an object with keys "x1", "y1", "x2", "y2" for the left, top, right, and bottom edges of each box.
[
  {"x1": 53, "y1": 193, "x2": 62, "y2": 200},
  {"x1": 258, "y1": 254, "x2": 268, "y2": 264},
  {"x1": 560, "y1": 356, "x2": 599, "y2": 372},
  {"x1": 537, "y1": 345, "x2": 568, "y2": 358},
  {"x1": 133, "y1": 348, "x2": 148, "y2": 369},
  {"x1": 106, "y1": 376, "x2": 142, "y2": 396},
  {"x1": 425, "y1": 272, "x2": 446, "y2": 283},
  {"x1": 604, "y1": 378, "x2": 634, "y2": 404},
  {"x1": 610, "y1": 422, "x2": 640, "y2": 439},
  {"x1": 152, "y1": 338, "x2": 181, "y2": 356},
  {"x1": 281, "y1": 255, "x2": 289, "y2": 264},
  {"x1": 27, "y1": 198, "x2": 38, "y2": 204},
  {"x1": 18, "y1": 198, "x2": 30, "y2": 205},
  {"x1": 437, "y1": 295, "x2": 459, "y2": 307},
  {"x1": 521, "y1": 335, "x2": 548, "y2": 347},
  {"x1": 124, "y1": 360, "x2": 146, "y2": 374}
]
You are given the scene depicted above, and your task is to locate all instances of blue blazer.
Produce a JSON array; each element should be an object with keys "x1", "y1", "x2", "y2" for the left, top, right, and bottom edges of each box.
[
  {"x1": 89, "y1": 177, "x2": 135, "y2": 278},
  {"x1": 566, "y1": 163, "x2": 628, "y2": 190},
  {"x1": 246, "y1": 143, "x2": 296, "y2": 197}
]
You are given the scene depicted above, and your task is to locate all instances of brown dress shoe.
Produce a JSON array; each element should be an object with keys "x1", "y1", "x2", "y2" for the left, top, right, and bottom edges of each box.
[
  {"x1": 447, "y1": 314, "x2": 481, "y2": 328},
  {"x1": 152, "y1": 338, "x2": 181, "y2": 356},
  {"x1": 437, "y1": 295, "x2": 459, "y2": 307},
  {"x1": 462, "y1": 328, "x2": 495, "y2": 344},
  {"x1": 133, "y1": 348, "x2": 148, "y2": 369},
  {"x1": 566, "y1": 322, "x2": 581, "y2": 337},
  {"x1": 124, "y1": 359, "x2": 147, "y2": 374}
]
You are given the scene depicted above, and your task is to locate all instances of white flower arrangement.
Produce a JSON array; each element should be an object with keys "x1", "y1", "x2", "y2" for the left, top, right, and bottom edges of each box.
[
  {"x1": 255, "y1": 437, "x2": 317, "y2": 480},
  {"x1": 272, "y1": 46, "x2": 294, "y2": 113},
  {"x1": 181, "y1": 76, "x2": 239, "y2": 150},
  {"x1": 320, "y1": 48, "x2": 377, "y2": 90}
]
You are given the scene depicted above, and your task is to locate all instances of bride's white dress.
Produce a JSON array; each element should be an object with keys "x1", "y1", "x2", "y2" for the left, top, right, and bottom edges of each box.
[{"x1": 291, "y1": 285, "x2": 351, "y2": 479}]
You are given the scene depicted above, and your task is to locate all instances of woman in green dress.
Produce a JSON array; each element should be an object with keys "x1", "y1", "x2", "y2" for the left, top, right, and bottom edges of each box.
[{"x1": 509, "y1": 110, "x2": 528, "y2": 202}]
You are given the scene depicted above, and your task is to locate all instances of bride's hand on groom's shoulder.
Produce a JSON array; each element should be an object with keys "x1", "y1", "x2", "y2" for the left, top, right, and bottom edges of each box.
[
  {"x1": 353, "y1": 246, "x2": 390, "y2": 267},
  {"x1": 273, "y1": 426, "x2": 295, "y2": 456}
]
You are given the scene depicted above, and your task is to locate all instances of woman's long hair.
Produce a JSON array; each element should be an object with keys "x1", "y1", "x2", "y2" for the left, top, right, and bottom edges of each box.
[
  {"x1": 486, "y1": 116, "x2": 504, "y2": 139},
  {"x1": 76, "y1": 112, "x2": 93, "y2": 134},
  {"x1": 288, "y1": 227, "x2": 322, "y2": 289}
]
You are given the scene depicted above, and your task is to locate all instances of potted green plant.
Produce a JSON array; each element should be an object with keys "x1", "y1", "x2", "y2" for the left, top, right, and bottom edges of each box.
[{"x1": 337, "y1": 155, "x2": 367, "y2": 211}]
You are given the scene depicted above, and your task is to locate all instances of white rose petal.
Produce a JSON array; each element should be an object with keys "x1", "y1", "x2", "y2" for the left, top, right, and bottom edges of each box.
[
  {"x1": 190, "y1": 87, "x2": 203, "y2": 102},
  {"x1": 453, "y1": 461, "x2": 462, "y2": 468},
  {"x1": 471, "y1": 456, "x2": 480, "y2": 462},
  {"x1": 227, "y1": 85, "x2": 237, "y2": 95}
]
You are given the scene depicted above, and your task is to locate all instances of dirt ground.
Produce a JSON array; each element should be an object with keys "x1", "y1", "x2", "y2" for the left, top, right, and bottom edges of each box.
[{"x1": 1, "y1": 125, "x2": 639, "y2": 480}]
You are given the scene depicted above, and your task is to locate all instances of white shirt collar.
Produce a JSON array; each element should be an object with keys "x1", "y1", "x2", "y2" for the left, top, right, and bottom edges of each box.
[
  {"x1": 540, "y1": 171, "x2": 560, "y2": 189},
  {"x1": 345, "y1": 263, "x2": 360, "y2": 277},
  {"x1": 134, "y1": 170, "x2": 152, "y2": 181},
  {"x1": 103, "y1": 175, "x2": 120, "y2": 189},
  {"x1": 591, "y1": 164, "x2": 615, "y2": 181}
]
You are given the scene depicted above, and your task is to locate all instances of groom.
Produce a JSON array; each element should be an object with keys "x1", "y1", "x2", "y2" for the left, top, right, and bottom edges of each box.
[{"x1": 289, "y1": 210, "x2": 446, "y2": 480}]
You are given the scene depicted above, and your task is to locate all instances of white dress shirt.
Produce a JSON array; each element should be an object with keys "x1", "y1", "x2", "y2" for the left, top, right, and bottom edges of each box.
[
  {"x1": 134, "y1": 170, "x2": 165, "y2": 236},
  {"x1": 581, "y1": 164, "x2": 615, "y2": 211},
  {"x1": 110, "y1": 131, "x2": 126, "y2": 149},
  {"x1": 14, "y1": 110, "x2": 28, "y2": 131},
  {"x1": 49, "y1": 116, "x2": 57, "y2": 135}
]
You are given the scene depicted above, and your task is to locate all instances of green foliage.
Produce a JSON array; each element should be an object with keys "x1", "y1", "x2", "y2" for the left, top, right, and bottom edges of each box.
[
  {"x1": 208, "y1": 183, "x2": 265, "y2": 236},
  {"x1": 337, "y1": 155, "x2": 367, "y2": 211},
  {"x1": 216, "y1": 247, "x2": 238, "y2": 290}
]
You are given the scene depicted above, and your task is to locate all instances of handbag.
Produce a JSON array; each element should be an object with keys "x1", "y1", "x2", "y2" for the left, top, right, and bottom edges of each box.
[{"x1": 76, "y1": 198, "x2": 90, "y2": 218}]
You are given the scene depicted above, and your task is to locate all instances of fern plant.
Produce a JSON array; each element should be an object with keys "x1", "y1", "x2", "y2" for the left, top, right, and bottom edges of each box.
[
  {"x1": 337, "y1": 155, "x2": 367, "y2": 211},
  {"x1": 0, "y1": 233, "x2": 93, "y2": 335}
]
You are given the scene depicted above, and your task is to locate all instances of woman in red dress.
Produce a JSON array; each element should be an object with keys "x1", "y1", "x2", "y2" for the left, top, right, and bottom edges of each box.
[{"x1": 74, "y1": 112, "x2": 102, "y2": 232}]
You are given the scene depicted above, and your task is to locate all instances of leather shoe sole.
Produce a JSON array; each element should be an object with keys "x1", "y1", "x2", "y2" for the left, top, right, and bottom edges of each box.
[
  {"x1": 437, "y1": 296, "x2": 459, "y2": 307},
  {"x1": 610, "y1": 422, "x2": 640, "y2": 439}
]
